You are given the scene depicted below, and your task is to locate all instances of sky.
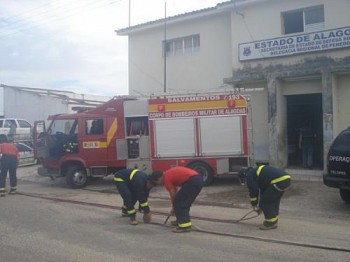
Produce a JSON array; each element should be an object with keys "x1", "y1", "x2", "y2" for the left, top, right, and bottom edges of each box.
[{"x1": 0, "y1": 0, "x2": 224, "y2": 97}]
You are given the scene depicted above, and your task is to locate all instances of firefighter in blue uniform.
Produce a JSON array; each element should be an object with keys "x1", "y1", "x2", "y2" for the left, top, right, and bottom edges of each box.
[
  {"x1": 239, "y1": 165, "x2": 291, "y2": 230},
  {"x1": 114, "y1": 169, "x2": 157, "y2": 225}
]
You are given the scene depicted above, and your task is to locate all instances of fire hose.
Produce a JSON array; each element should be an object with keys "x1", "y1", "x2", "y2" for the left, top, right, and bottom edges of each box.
[
  {"x1": 163, "y1": 209, "x2": 259, "y2": 225},
  {"x1": 16, "y1": 192, "x2": 350, "y2": 253}
]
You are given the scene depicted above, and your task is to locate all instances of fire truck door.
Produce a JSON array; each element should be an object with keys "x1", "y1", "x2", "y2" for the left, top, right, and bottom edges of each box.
[
  {"x1": 33, "y1": 120, "x2": 47, "y2": 160},
  {"x1": 81, "y1": 118, "x2": 108, "y2": 166}
]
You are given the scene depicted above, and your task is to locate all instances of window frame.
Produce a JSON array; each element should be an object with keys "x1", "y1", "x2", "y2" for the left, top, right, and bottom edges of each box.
[
  {"x1": 85, "y1": 119, "x2": 104, "y2": 135},
  {"x1": 49, "y1": 119, "x2": 78, "y2": 135},
  {"x1": 18, "y1": 119, "x2": 32, "y2": 128},
  {"x1": 4, "y1": 119, "x2": 17, "y2": 128},
  {"x1": 282, "y1": 5, "x2": 325, "y2": 35},
  {"x1": 163, "y1": 34, "x2": 200, "y2": 57}
]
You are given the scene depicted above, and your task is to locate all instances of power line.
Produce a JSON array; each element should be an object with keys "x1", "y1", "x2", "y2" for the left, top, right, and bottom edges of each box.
[
  {"x1": 1, "y1": 0, "x2": 122, "y2": 36},
  {"x1": 0, "y1": 0, "x2": 125, "y2": 39},
  {"x1": 2, "y1": 1, "x2": 53, "y2": 24},
  {"x1": 1, "y1": 1, "x2": 85, "y2": 34}
]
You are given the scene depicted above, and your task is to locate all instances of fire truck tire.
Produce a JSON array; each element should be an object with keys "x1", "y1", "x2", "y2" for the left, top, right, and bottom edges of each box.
[
  {"x1": 188, "y1": 162, "x2": 214, "y2": 186},
  {"x1": 66, "y1": 165, "x2": 88, "y2": 189}
]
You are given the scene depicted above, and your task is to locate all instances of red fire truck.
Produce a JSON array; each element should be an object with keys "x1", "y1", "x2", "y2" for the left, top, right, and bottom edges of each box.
[{"x1": 34, "y1": 92, "x2": 250, "y2": 188}]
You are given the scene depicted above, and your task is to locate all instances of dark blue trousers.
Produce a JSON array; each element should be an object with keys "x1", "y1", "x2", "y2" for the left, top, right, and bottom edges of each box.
[
  {"x1": 0, "y1": 154, "x2": 17, "y2": 189},
  {"x1": 173, "y1": 175, "x2": 203, "y2": 227}
]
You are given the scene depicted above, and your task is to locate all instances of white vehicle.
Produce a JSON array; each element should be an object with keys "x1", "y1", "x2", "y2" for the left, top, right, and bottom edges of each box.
[
  {"x1": 0, "y1": 118, "x2": 32, "y2": 141},
  {"x1": 15, "y1": 141, "x2": 37, "y2": 166}
]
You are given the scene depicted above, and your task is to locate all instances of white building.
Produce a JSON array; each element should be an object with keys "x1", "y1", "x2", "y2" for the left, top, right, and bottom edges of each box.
[
  {"x1": 0, "y1": 84, "x2": 111, "y2": 125},
  {"x1": 117, "y1": 0, "x2": 350, "y2": 176}
]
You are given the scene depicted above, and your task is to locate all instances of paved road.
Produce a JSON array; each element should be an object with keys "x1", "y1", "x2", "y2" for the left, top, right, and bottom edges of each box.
[
  {"x1": 1, "y1": 192, "x2": 349, "y2": 262},
  {"x1": 0, "y1": 165, "x2": 349, "y2": 261}
]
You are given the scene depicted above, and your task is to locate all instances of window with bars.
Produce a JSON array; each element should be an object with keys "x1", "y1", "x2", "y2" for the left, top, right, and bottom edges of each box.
[
  {"x1": 163, "y1": 34, "x2": 200, "y2": 57},
  {"x1": 282, "y1": 5, "x2": 325, "y2": 35}
]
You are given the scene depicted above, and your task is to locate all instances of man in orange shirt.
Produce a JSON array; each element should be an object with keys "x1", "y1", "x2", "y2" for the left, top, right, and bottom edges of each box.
[
  {"x1": 0, "y1": 134, "x2": 19, "y2": 197},
  {"x1": 150, "y1": 166, "x2": 203, "y2": 233}
]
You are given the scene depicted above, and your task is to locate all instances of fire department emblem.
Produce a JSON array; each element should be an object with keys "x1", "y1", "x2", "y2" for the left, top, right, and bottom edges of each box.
[{"x1": 243, "y1": 47, "x2": 251, "y2": 57}]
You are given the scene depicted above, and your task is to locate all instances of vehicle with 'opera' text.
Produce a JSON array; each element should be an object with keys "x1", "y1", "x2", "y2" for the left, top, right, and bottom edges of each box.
[{"x1": 324, "y1": 127, "x2": 350, "y2": 203}]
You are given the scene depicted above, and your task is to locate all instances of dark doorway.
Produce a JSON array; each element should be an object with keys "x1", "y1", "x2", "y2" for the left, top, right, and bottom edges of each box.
[{"x1": 286, "y1": 94, "x2": 323, "y2": 169}]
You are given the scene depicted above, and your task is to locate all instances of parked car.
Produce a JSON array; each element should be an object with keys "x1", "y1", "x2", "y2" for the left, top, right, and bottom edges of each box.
[
  {"x1": 0, "y1": 118, "x2": 32, "y2": 141},
  {"x1": 323, "y1": 127, "x2": 350, "y2": 203},
  {"x1": 15, "y1": 141, "x2": 37, "y2": 166}
]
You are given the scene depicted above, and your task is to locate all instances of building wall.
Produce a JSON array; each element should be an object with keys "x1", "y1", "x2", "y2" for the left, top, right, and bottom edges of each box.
[
  {"x1": 128, "y1": 12, "x2": 233, "y2": 96},
  {"x1": 243, "y1": 84, "x2": 269, "y2": 163},
  {"x1": 228, "y1": 0, "x2": 350, "y2": 168},
  {"x1": 1, "y1": 86, "x2": 111, "y2": 125},
  {"x1": 335, "y1": 74, "x2": 350, "y2": 134},
  {"x1": 230, "y1": 0, "x2": 350, "y2": 68},
  {"x1": 122, "y1": 0, "x2": 350, "y2": 171},
  {"x1": 0, "y1": 87, "x2": 4, "y2": 116},
  {"x1": 282, "y1": 79, "x2": 322, "y2": 96},
  {"x1": 4, "y1": 88, "x2": 69, "y2": 125}
]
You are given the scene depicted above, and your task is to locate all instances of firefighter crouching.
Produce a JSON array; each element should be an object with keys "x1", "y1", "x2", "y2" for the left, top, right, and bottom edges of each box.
[
  {"x1": 239, "y1": 165, "x2": 291, "y2": 230},
  {"x1": 0, "y1": 134, "x2": 19, "y2": 197},
  {"x1": 114, "y1": 169, "x2": 159, "y2": 225},
  {"x1": 150, "y1": 166, "x2": 204, "y2": 233}
]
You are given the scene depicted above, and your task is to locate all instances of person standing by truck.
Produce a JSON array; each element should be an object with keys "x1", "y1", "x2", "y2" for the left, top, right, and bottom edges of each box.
[
  {"x1": 0, "y1": 134, "x2": 19, "y2": 197},
  {"x1": 150, "y1": 166, "x2": 203, "y2": 233},
  {"x1": 238, "y1": 165, "x2": 291, "y2": 230},
  {"x1": 114, "y1": 168, "x2": 158, "y2": 225}
]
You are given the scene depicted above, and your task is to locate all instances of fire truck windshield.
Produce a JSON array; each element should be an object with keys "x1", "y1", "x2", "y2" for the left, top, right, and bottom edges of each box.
[{"x1": 49, "y1": 119, "x2": 78, "y2": 135}]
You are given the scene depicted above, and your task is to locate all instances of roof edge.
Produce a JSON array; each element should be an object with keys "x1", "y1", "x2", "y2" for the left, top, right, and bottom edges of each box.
[{"x1": 116, "y1": 1, "x2": 235, "y2": 36}]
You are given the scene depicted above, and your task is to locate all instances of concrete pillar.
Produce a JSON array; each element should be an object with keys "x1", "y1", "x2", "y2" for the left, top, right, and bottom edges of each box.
[
  {"x1": 267, "y1": 75, "x2": 278, "y2": 166},
  {"x1": 277, "y1": 80, "x2": 288, "y2": 167},
  {"x1": 322, "y1": 70, "x2": 333, "y2": 171},
  {"x1": 267, "y1": 75, "x2": 287, "y2": 168}
]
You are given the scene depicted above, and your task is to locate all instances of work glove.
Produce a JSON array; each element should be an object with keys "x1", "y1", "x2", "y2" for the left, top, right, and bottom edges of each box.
[{"x1": 143, "y1": 212, "x2": 152, "y2": 223}]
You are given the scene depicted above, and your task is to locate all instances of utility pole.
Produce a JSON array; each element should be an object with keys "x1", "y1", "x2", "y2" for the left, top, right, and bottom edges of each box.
[
  {"x1": 129, "y1": 0, "x2": 131, "y2": 27},
  {"x1": 163, "y1": 2, "x2": 167, "y2": 93}
]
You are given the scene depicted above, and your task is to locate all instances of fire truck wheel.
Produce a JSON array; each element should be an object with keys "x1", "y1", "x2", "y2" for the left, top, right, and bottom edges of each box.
[
  {"x1": 66, "y1": 165, "x2": 88, "y2": 189},
  {"x1": 188, "y1": 162, "x2": 214, "y2": 186}
]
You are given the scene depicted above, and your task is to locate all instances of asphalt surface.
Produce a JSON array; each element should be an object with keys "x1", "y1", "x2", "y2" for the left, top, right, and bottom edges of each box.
[
  {"x1": 14, "y1": 164, "x2": 349, "y2": 216},
  {"x1": 1, "y1": 164, "x2": 350, "y2": 261},
  {"x1": 15, "y1": 164, "x2": 350, "y2": 225},
  {"x1": 1, "y1": 195, "x2": 349, "y2": 262}
]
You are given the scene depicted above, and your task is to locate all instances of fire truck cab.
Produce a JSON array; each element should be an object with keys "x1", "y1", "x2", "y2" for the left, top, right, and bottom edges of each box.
[
  {"x1": 34, "y1": 97, "x2": 131, "y2": 188},
  {"x1": 34, "y1": 93, "x2": 250, "y2": 188}
]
